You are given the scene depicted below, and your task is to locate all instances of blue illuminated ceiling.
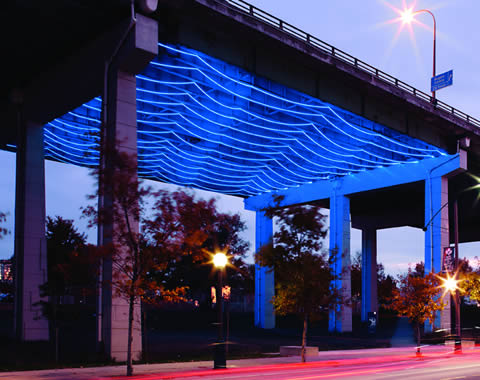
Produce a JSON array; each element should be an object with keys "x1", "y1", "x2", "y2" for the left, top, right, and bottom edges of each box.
[{"x1": 45, "y1": 43, "x2": 445, "y2": 197}]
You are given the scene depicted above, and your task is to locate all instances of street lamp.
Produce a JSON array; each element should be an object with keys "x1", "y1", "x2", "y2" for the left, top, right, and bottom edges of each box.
[
  {"x1": 442, "y1": 275, "x2": 459, "y2": 293},
  {"x1": 441, "y1": 272, "x2": 462, "y2": 351},
  {"x1": 400, "y1": 8, "x2": 437, "y2": 100},
  {"x1": 213, "y1": 252, "x2": 228, "y2": 369},
  {"x1": 423, "y1": 174, "x2": 480, "y2": 348}
]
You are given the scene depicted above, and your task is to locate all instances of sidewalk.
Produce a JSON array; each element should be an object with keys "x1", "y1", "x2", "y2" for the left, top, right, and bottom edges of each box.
[{"x1": 2, "y1": 345, "x2": 477, "y2": 380}]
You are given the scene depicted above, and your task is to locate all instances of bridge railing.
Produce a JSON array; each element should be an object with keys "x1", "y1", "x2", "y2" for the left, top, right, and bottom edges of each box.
[{"x1": 217, "y1": 0, "x2": 480, "y2": 129}]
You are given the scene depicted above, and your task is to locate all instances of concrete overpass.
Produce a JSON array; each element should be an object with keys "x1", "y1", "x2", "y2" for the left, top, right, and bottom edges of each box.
[{"x1": 2, "y1": 0, "x2": 480, "y2": 360}]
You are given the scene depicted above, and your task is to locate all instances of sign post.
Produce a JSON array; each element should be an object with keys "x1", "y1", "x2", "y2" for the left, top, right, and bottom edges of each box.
[
  {"x1": 431, "y1": 70, "x2": 453, "y2": 93},
  {"x1": 442, "y1": 246, "x2": 455, "y2": 274}
]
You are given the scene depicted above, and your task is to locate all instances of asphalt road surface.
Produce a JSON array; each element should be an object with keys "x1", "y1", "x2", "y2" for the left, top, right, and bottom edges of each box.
[
  {"x1": 4, "y1": 347, "x2": 480, "y2": 380},
  {"x1": 119, "y1": 351, "x2": 480, "y2": 380}
]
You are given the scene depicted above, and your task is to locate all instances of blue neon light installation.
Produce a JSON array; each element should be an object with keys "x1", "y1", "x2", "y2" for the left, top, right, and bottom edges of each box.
[{"x1": 45, "y1": 43, "x2": 445, "y2": 196}]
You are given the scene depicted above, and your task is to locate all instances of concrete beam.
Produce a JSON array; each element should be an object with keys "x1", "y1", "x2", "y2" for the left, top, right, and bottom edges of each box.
[
  {"x1": 14, "y1": 120, "x2": 49, "y2": 341},
  {"x1": 361, "y1": 229, "x2": 377, "y2": 322},
  {"x1": 329, "y1": 194, "x2": 352, "y2": 333},
  {"x1": 254, "y1": 211, "x2": 275, "y2": 329},
  {"x1": 98, "y1": 70, "x2": 142, "y2": 362},
  {"x1": 244, "y1": 152, "x2": 467, "y2": 211},
  {"x1": 13, "y1": 15, "x2": 157, "y2": 126},
  {"x1": 424, "y1": 176, "x2": 451, "y2": 332}
]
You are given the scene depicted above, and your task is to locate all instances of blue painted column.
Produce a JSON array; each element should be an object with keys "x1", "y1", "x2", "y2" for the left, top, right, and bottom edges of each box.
[
  {"x1": 329, "y1": 194, "x2": 352, "y2": 332},
  {"x1": 424, "y1": 176, "x2": 451, "y2": 332},
  {"x1": 361, "y1": 229, "x2": 378, "y2": 322},
  {"x1": 254, "y1": 210, "x2": 275, "y2": 329}
]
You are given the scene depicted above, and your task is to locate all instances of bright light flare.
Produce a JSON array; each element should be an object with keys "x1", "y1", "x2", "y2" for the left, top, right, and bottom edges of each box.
[
  {"x1": 401, "y1": 7, "x2": 416, "y2": 24},
  {"x1": 441, "y1": 273, "x2": 460, "y2": 294},
  {"x1": 443, "y1": 277, "x2": 458, "y2": 292},
  {"x1": 213, "y1": 252, "x2": 228, "y2": 268}
]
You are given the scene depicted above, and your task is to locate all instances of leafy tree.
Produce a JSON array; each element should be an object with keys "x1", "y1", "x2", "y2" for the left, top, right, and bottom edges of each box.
[
  {"x1": 83, "y1": 149, "x2": 248, "y2": 375},
  {"x1": 350, "y1": 252, "x2": 397, "y2": 310},
  {"x1": 83, "y1": 150, "x2": 169, "y2": 376},
  {"x1": 350, "y1": 252, "x2": 362, "y2": 307},
  {"x1": 255, "y1": 196, "x2": 337, "y2": 363},
  {"x1": 377, "y1": 265, "x2": 397, "y2": 307},
  {"x1": 35, "y1": 216, "x2": 90, "y2": 361},
  {"x1": 462, "y1": 273, "x2": 480, "y2": 305},
  {"x1": 411, "y1": 262, "x2": 425, "y2": 277},
  {"x1": 153, "y1": 203, "x2": 250, "y2": 307},
  {"x1": 460, "y1": 258, "x2": 480, "y2": 305},
  {"x1": 0, "y1": 212, "x2": 9, "y2": 239},
  {"x1": 45, "y1": 216, "x2": 89, "y2": 299},
  {"x1": 388, "y1": 265, "x2": 445, "y2": 353}
]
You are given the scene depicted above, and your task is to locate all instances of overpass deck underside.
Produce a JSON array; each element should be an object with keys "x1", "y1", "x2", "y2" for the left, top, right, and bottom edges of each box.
[{"x1": 44, "y1": 43, "x2": 445, "y2": 197}]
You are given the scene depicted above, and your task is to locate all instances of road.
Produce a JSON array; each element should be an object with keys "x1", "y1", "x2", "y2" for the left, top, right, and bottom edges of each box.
[
  {"x1": 109, "y1": 350, "x2": 480, "y2": 380},
  {"x1": 3, "y1": 347, "x2": 480, "y2": 380}
]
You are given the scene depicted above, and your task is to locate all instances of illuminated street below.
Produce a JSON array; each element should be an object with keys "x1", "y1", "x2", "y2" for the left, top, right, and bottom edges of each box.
[
  {"x1": 112, "y1": 348, "x2": 480, "y2": 380},
  {"x1": 3, "y1": 346, "x2": 480, "y2": 380}
]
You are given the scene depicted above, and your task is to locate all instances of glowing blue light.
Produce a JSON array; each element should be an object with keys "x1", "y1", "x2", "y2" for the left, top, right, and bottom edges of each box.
[{"x1": 44, "y1": 43, "x2": 446, "y2": 196}]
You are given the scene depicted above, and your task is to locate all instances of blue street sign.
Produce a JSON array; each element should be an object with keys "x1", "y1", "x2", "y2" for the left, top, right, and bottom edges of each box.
[{"x1": 431, "y1": 70, "x2": 453, "y2": 92}]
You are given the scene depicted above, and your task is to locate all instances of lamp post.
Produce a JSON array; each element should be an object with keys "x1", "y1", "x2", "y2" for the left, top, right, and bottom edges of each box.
[
  {"x1": 213, "y1": 252, "x2": 228, "y2": 369},
  {"x1": 441, "y1": 272, "x2": 461, "y2": 351},
  {"x1": 401, "y1": 8, "x2": 437, "y2": 100},
  {"x1": 424, "y1": 175, "x2": 480, "y2": 349},
  {"x1": 423, "y1": 195, "x2": 461, "y2": 342}
]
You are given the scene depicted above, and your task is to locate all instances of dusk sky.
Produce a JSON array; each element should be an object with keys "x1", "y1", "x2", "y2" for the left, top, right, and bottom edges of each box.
[{"x1": 1, "y1": 0, "x2": 479, "y2": 274}]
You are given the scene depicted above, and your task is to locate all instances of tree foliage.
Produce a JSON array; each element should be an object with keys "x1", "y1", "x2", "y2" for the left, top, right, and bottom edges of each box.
[
  {"x1": 44, "y1": 216, "x2": 90, "y2": 298},
  {"x1": 83, "y1": 149, "x2": 249, "y2": 375},
  {"x1": 462, "y1": 273, "x2": 480, "y2": 304},
  {"x1": 388, "y1": 265, "x2": 445, "y2": 350},
  {"x1": 460, "y1": 258, "x2": 480, "y2": 305},
  {"x1": 255, "y1": 196, "x2": 337, "y2": 363},
  {"x1": 350, "y1": 251, "x2": 397, "y2": 308},
  {"x1": 0, "y1": 212, "x2": 8, "y2": 239},
  {"x1": 152, "y1": 197, "x2": 250, "y2": 306}
]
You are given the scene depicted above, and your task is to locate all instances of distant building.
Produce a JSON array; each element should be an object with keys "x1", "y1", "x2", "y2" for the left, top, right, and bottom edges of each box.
[{"x1": 0, "y1": 260, "x2": 12, "y2": 282}]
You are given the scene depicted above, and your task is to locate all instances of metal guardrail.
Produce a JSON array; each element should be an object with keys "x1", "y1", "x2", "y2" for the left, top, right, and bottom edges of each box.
[{"x1": 212, "y1": 0, "x2": 480, "y2": 129}]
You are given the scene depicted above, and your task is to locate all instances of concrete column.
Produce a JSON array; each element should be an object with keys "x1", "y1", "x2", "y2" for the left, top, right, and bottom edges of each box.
[
  {"x1": 254, "y1": 210, "x2": 275, "y2": 329},
  {"x1": 424, "y1": 176, "x2": 451, "y2": 332},
  {"x1": 361, "y1": 229, "x2": 378, "y2": 322},
  {"x1": 98, "y1": 69, "x2": 141, "y2": 361},
  {"x1": 14, "y1": 119, "x2": 49, "y2": 341},
  {"x1": 329, "y1": 194, "x2": 352, "y2": 332}
]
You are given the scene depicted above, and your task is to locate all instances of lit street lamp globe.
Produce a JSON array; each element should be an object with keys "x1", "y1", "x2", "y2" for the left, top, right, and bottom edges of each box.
[
  {"x1": 213, "y1": 252, "x2": 228, "y2": 268},
  {"x1": 442, "y1": 275, "x2": 459, "y2": 293}
]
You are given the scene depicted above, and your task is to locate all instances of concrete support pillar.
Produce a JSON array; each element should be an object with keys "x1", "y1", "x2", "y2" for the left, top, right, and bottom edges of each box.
[
  {"x1": 254, "y1": 210, "x2": 275, "y2": 329},
  {"x1": 361, "y1": 229, "x2": 378, "y2": 322},
  {"x1": 98, "y1": 69, "x2": 141, "y2": 361},
  {"x1": 329, "y1": 194, "x2": 352, "y2": 332},
  {"x1": 424, "y1": 176, "x2": 451, "y2": 332},
  {"x1": 14, "y1": 120, "x2": 49, "y2": 341}
]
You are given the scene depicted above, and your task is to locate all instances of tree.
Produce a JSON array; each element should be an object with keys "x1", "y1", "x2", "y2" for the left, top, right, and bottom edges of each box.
[
  {"x1": 45, "y1": 216, "x2": 89, "y2": 299},
  {"x1": 350, "y1": 252, "x2": 362, "y2": 308},
  {"x1": 460, "y1": 258, "x2": 480, "y2": 305},
  {"x1": 388, "y1": 265, "x2": 445, "y2": 353},
  {"x1": 377, "y1": 265, "x2": 397, "y2": 307},
  {"x1": 0, "y1": 212, "x2": 8, "y2": 239},
  {"x1": 255, "y1": 196, "x2": 337, "y2": 363},
  {"x1": 350, "y1": 252, "x2": 397, "y2": 310},
  {"x1": 462, "y1": 273, "x2": 480, "y2": 305},
  {"x1": 83, "y1": 149, "x2": 248, "y2": 375},
  {"x1": 35, "y1": 216, "x2": 91, "y2": 361},
  {"x1": 83, "y1": 150, "x2": 170, "y2": 376},
  {"x1": 154, "y1": 204, "x2": 250, "y2": 308}
]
